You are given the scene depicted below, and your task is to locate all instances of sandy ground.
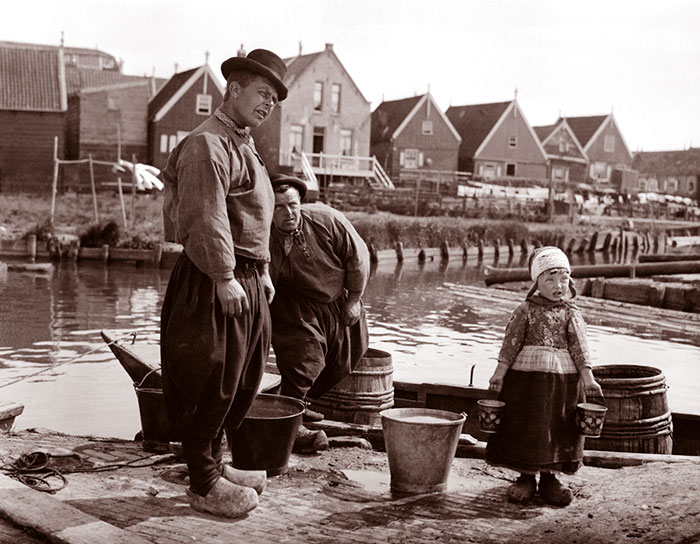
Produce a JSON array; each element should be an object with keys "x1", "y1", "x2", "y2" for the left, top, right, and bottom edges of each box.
[{"x1": 1, "y1": 430, "x2": 699, "y2": 543}]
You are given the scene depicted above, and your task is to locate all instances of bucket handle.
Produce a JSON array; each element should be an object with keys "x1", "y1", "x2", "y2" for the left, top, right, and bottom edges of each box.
[{"x1": 136, "y1": 366, "x2": 161, "y2": 389}]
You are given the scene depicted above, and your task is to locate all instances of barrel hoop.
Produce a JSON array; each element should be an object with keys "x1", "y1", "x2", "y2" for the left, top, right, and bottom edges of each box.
[
  {"x1": 598, "y1": 386, "x2": 668, "y2": 399},
  {"x1": 349, "y1": 368, "x2": 393, "y2": 376},
  {"x1": 314, "y1": 400, "x2": 395, "y2": 412},
  {"x1": 600, "y1": 427, "x2": 673, "y2": 440},
  {"x1": 603, "y1": 410, "x2": 672, "y2": 429}
]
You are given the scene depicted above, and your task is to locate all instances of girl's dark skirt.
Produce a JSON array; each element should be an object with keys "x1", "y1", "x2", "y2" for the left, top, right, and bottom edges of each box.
[{"x1": 485, "y1": 346, "x2": 585, "y2": 475}]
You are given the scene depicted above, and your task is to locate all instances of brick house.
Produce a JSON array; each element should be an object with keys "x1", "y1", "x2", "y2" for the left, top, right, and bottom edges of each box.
[
  {"x1": 566, "y1": 114, "x2": 632, "y2": 185},
  {"x1": 533, "y1": 118, "x2": 588, "y2": 184},
  {"x1": 252, "y1": 43, "x2": 389, "y2": 192},
  {"x1": 446, "y1": 99, "x2": 548, "y2": 181},
  {"x1": 0, "y1": 41, "x2": 67, "y2": 191},
  {"x1": 632, "y1": 148, "x2": 700, "y2": 202},
  {"x1": 147, "y1": 64, "x2": 224, "y2": 170},
  {"x1": 370, "y1": 92, "x2": 461, "y2": 183}
]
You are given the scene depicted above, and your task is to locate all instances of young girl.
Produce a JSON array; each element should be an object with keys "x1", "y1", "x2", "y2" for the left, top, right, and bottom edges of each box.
[{"x1": 485, "y1": 246, "x2": 603, "y2": 506}]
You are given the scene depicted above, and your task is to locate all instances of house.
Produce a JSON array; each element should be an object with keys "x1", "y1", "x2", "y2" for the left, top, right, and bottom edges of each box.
[
  {"x1": 251, "y1": 43, "x2": 389, "y2": 191},
  {"x1": 147, "y1": 64, "x2": 224, "y2": 169},
  {"x1": 446, "y1": 99, "x2": 548, "y2": 182},
  {"x1": 533, "y1": 118, "x2": 588, "y2": 184},
  {"x1": 632, "y1": 148, "x2": 700, "y2": 202},
  {"x1": 566, "y1": 113, "x2": 632, "y2": 185},
  {"x1": 0, "y1": 41, "x2": 67, "y2": 191},
  {"x1": 370, "y1": 92, "x2": 461, "y2": 184},
  {"x1": 0, "y1": 40, "x2": 163, "y2": 192}
]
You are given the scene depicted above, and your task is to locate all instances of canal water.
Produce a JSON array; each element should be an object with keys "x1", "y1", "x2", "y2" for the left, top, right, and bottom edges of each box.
[{"x1": 1, "y1": 256, "x2": 698, "y2": 440}]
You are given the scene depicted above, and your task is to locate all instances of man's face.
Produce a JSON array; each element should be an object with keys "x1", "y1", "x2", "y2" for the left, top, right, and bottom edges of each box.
[
  {"x1": 272, "y1": 188, "x2": 302, "y2": 233},
  {"x1": 230, "y1": 75, "x2": 278, "y2": 128}
]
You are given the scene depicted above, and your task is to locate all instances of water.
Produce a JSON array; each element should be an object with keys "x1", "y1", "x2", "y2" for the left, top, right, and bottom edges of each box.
[{"x1": 1, "y1": 256, "x2": 698, "y2": 440}]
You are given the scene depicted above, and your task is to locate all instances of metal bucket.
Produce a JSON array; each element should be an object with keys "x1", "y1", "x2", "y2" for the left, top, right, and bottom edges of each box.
[
  {"x1": 134, "y1": 386, "x2": 179, "y2": 453},
  {"x1": 380, "y1": 407, "x2": 466, "y2": 494},
  {"x1": 227, "y1": 394, "x2": 305, "y2": 477}
]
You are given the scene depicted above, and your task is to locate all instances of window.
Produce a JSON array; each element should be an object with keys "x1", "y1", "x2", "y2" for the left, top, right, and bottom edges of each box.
[
  {"x1": 509, "y1": 135, "x2": 517, "y2": 148},
  {"x1": 689, "y1": 178, "x2": 696, "y2": 193},
  {"x1": 339, "y1": 129, "x2": 352, "y2": 155},
  {"x1": 107, "y1": 97, "x2": 119, "y2": 111},
  {"x1": 168, "y1": 135, "x2": 178, "y2": 152},
  {"x1": 159, "y1": 134, "x2": 168, "y2": 153},
  {"x1": 591, "y1": 162, "x2": 608, "y2": 180},
  {"x1": 422, "y1": 120, "x2": 433, "y2": 135},
  {"x1": 506, "y1": 163, "x2": 516, "y2": 177},
  {"x1": 402, "y1": 148, "x2": 420, "y2": 169},
  {"x1": 314, "y1": 82, "x2": 323, "y2": 111},
  {"x1": 552, "y1": 166, "x2": 566, "y2": 181},
  {"x1": 604, "y1": 135, "x2": 615, "y2": 152},
  {"x1": 289, "y1": 125, "x2": 303, "y2": 155},
  {"x1": 196, "y1": 94, "x2": 212, "y2": 115},
  {"x1": 331, "y1": 84, "x2": 340, "y2": 113}
]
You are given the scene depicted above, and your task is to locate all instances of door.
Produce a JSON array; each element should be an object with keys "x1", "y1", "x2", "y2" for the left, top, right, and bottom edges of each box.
[{"x1": 312, "y1": 126, "x2": 325, "y2": 167}]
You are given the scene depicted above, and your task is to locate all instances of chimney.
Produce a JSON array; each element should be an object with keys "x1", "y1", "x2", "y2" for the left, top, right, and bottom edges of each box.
[
  {"x1": 298, "y1": 41, "x2": 303, "y2": 56},
  {"x1": 237, "y1": 43, "x2": 246, "y2": 57},
  {"x1": 325, "y1": 43, "x2": 333, "y2": 51}
]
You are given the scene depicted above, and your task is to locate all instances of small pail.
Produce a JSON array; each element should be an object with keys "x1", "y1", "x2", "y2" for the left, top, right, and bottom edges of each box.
[
  {"x1": 576, "y1": 402, "x2": 608, "y2": 437},
  {"x1": 134, "y1": 386, "x2": 180, "y2": 453},
  {"x1": 477, "y1": 399, "x2": 506, "y2": 433},
  {"x1": 312, "y1": 348, "x2": 394, "y2": 426},
  {"x1": 587, "y1": 365, "x2": 672, "y2": 454},
  {"x1": 227, "y1": 394, "x2": 305, "y2": 477},
  {"x1": 380, "y1": 407, "x2": 466, "y2": 494}
]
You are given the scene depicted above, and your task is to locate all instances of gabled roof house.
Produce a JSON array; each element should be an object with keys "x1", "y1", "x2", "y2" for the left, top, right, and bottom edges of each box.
[
  {"x1": 632, "y1": 148, "x2": 700, "y2": 200},
  {"x1": 533, "y1": 118, "x2": 588, "y2": 184},
  {"x1": 148, "y1": 64, "x2": 224, "y2": 169},
  {"x1": 446, "y1": 99, "x2": 547, "y2": 181},
  {"x1": 566, "y1": 113, "x2": 632, "y2": 184},
  {"x1": 371, "y1": 92, "x2": 461, "y2": 182}
]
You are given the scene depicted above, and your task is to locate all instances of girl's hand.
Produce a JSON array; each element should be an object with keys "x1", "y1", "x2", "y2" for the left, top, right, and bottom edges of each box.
[
  {"x1": 489, "y1": 374, "x2": 504, "y2": 393},
  {"x1": 584, "y1": 380, "x2": 604, "y2": 398}
]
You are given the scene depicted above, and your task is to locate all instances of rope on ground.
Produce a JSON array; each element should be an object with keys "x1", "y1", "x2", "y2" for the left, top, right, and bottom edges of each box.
[
  {"x1": 0, "y1": 451, "x2": 67, "y2": 493},
  {"x1": 0, "y1": 331, "x2": 140, "y2": 390}
]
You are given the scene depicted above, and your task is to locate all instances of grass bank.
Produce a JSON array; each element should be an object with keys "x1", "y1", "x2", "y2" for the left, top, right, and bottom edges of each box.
[{"x1": 0, "y1": 193, "x2": 676, "y2": 251}]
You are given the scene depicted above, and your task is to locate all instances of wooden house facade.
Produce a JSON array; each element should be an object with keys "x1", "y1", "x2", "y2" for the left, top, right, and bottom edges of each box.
[
  {"x1": 370, "y1": 92, "x2": 461, "y2": 182},
  {"x1": 446, "y1": 100, "x2": 547, "y2": 181},
  {"x1": 252, "y1": 44, "x2": 383, "y2": 191},
  {"x1": 533, "y1": 118, "x2": 588, "y2": 184},
  {"x1": 632, "y1": 149, "x2": 700, "y2": 202},
  {"x1": 0, "y1": 41, "x2": 67, "y2": 192},
  {"x1": 566, "y1": 114, "x2": 632, "y2": 184},
  {"x1": 147, "y1": 64, "x2": 224, "y2": 170}
]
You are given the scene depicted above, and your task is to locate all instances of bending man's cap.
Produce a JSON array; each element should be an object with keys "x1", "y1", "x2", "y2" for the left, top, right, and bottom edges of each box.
[
  {"x1": 270, "y1": 173, "x2": 307, "y2": 201},
  {"x1": 221, "y1": 48, "x2": 288, "y2": 101},
  {"x1": 529, "y1": 246, "x2": 571, "y2": 282}
]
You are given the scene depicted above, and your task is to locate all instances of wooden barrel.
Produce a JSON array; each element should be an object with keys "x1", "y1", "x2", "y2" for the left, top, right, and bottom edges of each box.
[
  {"x1": 586, "y1": 365, "x2": 673, "y2": 454},
  {"x1": 311, "y1": 348, "x2": 394, "y2": 426}
]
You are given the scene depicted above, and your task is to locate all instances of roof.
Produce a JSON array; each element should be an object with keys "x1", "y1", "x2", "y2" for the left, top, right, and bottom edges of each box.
[
  {"x1": 533, "y1": 123, "x2": 557, "y2": 142},
  {"x1": 445, "y1": 101, "x2": 511, "y2": 157},
  {"x1": 632, "y1": 148, "x2": 700, "y2": 176},
  {"x1": 282, "y1": 45, "x2": 368, "y2": 104},
  {"x1": 148, "y1": 67, "x2": 198, "y2": 119},
  {"x1": 66, "y1": 66, "x2": 165, "y2": 96},
  {"x1": 0, "y1": 43, "x2": 65, "y2": 111},
  {"x1": 371, "y1": 95, "x2": 422, "y2": 143},
  {"x1": 565, "y1": 115, "x2": 609, "y2": 147},
  {"x1": 149, "y1": 65, "x2": 224, "y2": 122}
]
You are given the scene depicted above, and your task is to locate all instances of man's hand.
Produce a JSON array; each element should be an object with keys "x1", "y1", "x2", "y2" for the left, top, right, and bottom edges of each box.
[
  {"x1": 261, "y1": 270, "x2": 275, "y2": 304},
  {"x1": 215, "y1": 278, "x2": 249, "y2": 317},
  {"x1": 342, "y1": 299, "x2": 362, "y2": 327}
]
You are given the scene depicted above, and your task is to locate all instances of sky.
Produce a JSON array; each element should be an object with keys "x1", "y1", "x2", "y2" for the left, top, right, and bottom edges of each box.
[{"x1": 4, "y1": 0, "x2": 699, "y2": 152}]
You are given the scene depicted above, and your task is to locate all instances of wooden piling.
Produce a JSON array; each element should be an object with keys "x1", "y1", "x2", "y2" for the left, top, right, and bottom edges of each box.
[
  {"x1": 566, "y1": 238, "x2": 576, "y2": 254},
  {"x1": 440, "y1": 240, "x2": 449, "y2": 261},
  {"x1": 520, "y1": 239, "x2": 529, "y2": 255},
  {"x1": 395, "y1": 242, "x2": 404, "y2": 263},
  {"x1": 507, "y1": 239, "x2": 514, "y2": 257},
  {"x1": 101, "y1": 244, "x2": 110, "y2": 262},
  {"x1": 26, "y1": 234, "x2": 37, "y2": 259},
  {"x1": 477, "y1": 239, "x2": 484, "y2": 260},
  {"x1": 368, "y1": 244, "x2": 378, "y2": 264},
  {"x1": 602, "y1": 232, "x2": 612, "y2": 252},
  {"x1": 494, "y1": 239, "x2": 500, "y2": 260},
  {"x1": 588, "y1": 232, "x2": 599, "y2": 252}
]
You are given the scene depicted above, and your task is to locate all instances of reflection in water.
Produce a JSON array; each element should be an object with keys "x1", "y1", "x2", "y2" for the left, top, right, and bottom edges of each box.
[{"x1": 0, "y1": 255, "x2": 698, "y2": 439}]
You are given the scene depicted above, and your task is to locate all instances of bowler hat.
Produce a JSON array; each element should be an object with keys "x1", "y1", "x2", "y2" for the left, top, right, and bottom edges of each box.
[
  {"x1": 221, "y1": 49, "x2": 288, "y2": 101},
  {"x1": 270, "y1": 174, "x2": 307, "y2": 200}
]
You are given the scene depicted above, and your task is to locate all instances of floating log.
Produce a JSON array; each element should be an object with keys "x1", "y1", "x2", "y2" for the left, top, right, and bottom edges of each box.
[
  {"x1": 483, "y1": 260, "x2": 700, "y2": 286},
  {"x1": 639, "y1": 253, "x2": 700, "y2": 263},
  {"x1": 5, "y1": 262, "x2": 53, "y2": 274}
]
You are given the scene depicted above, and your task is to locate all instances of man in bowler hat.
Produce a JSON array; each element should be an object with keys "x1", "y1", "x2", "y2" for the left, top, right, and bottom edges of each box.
[
  {"x1": 160, "y1": 48, "x2": 287, "y2": 518},
  {"x1": 268, "y1": 174, "x2": 370, "y2": 453}
]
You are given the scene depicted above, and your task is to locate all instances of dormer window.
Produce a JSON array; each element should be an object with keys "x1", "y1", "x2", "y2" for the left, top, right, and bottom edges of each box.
[
  {"x1": 196, "y1": 94, "x2": 212, "y2": 115},
  {"x1": 314, "y1": 82, "x2": 323, "y2": 111},
  {"x1": 604, "y1": 135, "x2": 615, "y2": 152},
  {"x1": 331, "y1": 84, "x2": 340, "y2": 113},
  {"x1": 422, "y1": 120, "x2": 433, "y2": 135}
]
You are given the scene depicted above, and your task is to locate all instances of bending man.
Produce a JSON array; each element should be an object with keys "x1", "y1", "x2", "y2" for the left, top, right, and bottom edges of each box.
[{"x1": 269, "y1": 174, "x2": 370, "y2": 452}]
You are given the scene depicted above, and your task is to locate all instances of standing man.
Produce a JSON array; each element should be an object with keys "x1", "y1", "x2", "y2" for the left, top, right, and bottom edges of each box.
[
  {"x1": 269, "y1": 174, "x2": 370, "y2": 453},
  {"x1": 160, "y1": 49, "x2": 287, "y2": 518}
]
